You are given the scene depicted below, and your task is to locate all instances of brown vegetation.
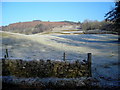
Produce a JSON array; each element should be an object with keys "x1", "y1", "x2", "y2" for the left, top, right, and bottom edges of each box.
[{"x1": 2, "y1": 21, "x2": 73, "y2": 34}]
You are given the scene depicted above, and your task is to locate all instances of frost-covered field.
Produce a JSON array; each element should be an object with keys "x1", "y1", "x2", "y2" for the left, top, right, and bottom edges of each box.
[{"x1": 1, "y1": 31, "x2": 120, "y2": 87}]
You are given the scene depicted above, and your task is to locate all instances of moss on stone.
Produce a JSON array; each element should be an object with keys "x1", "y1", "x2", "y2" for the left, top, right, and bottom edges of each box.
[{"x1": 2, "y1": 59, "x2": 89, "y2": 78}]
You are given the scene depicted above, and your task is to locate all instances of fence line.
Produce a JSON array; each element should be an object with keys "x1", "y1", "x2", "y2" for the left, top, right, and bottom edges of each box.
[{"x1": 3, "y1": 49, "x2": 92, "y2": 77}]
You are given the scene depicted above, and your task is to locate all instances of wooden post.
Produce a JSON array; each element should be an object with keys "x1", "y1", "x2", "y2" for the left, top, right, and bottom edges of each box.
[
  {"x1": 87, "y1": 53, "x2": 92, "y2": 77},
  {"x1": 63, "y1": 52, "x2": 66, "y2": 61},
  {"x1": 4, "y1": 55, "x2": 7, "y2": 59},
  {"x1": 5, "y1": 49, "x2": 9, "y2": 58}
]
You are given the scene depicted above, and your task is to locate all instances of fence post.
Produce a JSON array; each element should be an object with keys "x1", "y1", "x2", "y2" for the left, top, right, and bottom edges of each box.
[
  {"x1": 4, "y1": 49, "x2": 9, "y2": 59},
  {"x1": 6, "y1": 49, "x2": 9, "y2": 58},
  {"x1": 63, "y1": 52, "x2": 66, "y2": 61},
  {"x1": 87, "y1": 53, "x2": 92, "y2": 77}
]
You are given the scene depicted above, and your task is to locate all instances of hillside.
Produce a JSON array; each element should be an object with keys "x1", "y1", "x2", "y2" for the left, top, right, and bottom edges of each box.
[{"x1": 2, "y1": 20, "x2": 80, "y2": 34}]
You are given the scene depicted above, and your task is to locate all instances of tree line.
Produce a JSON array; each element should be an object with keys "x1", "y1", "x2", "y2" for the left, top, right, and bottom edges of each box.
[{"x1": 80, "y1": 20, "x2": 115, "y2": 32}]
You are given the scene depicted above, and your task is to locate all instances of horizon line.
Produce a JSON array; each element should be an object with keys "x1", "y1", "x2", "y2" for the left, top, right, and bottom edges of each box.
[{"x1": 2, "y1": 19, "x2": 105, "y2": 26}]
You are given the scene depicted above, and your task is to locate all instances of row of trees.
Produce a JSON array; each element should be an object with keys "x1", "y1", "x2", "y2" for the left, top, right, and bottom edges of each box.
[{"x1": 81, "y1": 20, "x2": 113, "y2": 31}]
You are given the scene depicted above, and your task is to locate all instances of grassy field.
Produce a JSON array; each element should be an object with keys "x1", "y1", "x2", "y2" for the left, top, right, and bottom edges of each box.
[{"x1": 1, "y1": 31, "x2": 120, "y2": 88}]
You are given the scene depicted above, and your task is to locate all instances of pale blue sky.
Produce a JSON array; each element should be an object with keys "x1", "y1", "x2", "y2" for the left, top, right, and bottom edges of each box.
[
  {"x1": 1, "y1": 0, "x2": 114, "y2": 2},
  {"x1": 2, "y1": 2, "x2": 115, "y2": 26}
]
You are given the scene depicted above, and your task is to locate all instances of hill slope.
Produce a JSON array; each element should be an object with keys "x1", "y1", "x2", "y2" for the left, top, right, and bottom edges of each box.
[{"x1": 2, "y1": 21, "x2": 80, "y2": 34}]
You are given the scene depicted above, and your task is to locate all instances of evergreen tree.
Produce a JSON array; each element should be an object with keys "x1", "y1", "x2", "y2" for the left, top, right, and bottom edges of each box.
[{"x1": 105, "y1": 1, "x2": 120, "y2": 34}]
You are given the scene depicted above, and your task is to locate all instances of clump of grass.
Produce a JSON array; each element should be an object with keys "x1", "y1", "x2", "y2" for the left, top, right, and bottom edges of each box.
[{"x1": 2, "y1": 59, "x2": 89, "y2": 78}]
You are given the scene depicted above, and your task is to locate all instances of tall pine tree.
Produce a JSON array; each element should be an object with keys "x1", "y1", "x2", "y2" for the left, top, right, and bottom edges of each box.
[{"x1": 105, "y1": 1, "x2": 120, "y2": 34}]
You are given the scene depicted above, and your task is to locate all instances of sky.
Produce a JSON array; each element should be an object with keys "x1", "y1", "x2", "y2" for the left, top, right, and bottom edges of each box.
[
  {"x1": 1, "y1": 0, "x2": 115, "y2": 2},
  {"x1": 2, "y1": 2, "x2": 115, "y2": 26}
]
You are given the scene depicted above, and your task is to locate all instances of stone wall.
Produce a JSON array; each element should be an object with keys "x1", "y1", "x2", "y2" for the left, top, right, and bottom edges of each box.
[{"x1": 2, "y1": 59, "x2": 89, "y2": 78}]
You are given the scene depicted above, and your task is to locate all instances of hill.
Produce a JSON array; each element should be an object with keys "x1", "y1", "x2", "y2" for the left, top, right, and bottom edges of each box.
[{"x1": 2, "y1": 20, "x2": 80, "y2": 34}]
